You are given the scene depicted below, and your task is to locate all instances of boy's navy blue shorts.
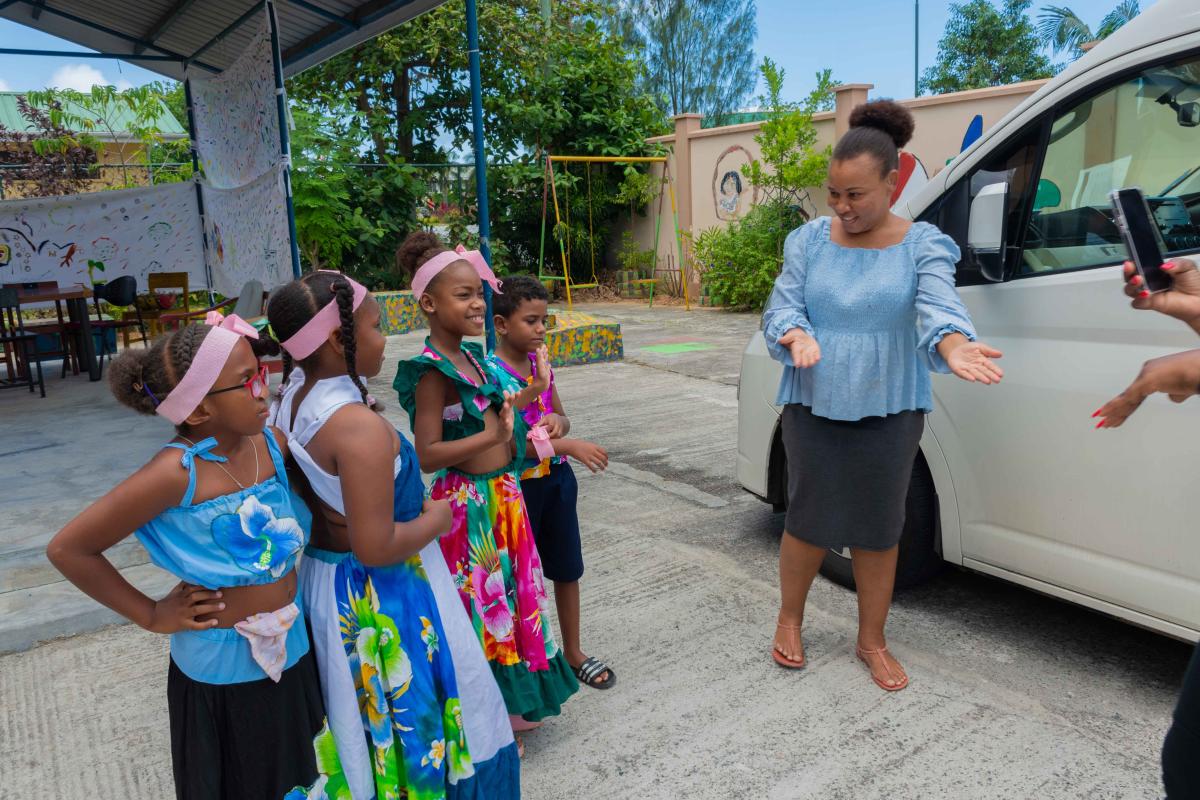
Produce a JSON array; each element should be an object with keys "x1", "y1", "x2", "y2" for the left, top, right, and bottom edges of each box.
[{"x1": 522, "y1": 460, "x2": 583, "y2": 582}]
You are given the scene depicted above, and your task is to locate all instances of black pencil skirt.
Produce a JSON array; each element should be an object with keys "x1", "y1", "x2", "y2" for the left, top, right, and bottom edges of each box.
[
  {"x1": 167, "y1": 649, "x2": 325, "y2": 800},
  {"x1": 781, "y1": 403, "x2": 925, "y2": 551}
]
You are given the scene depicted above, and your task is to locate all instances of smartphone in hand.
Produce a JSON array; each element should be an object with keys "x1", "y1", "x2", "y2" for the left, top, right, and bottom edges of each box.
[{"x1": 1110, "y1": 187, "x2": 1171, "y2": 293}]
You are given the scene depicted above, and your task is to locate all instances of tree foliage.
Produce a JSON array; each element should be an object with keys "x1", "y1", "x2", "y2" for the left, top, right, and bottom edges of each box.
[
  {"x1": 1037, "y1": 1, "x2": 1140, "y2": 59},
  {"x1": 487, "y1": 1, "x2": 668, "y2": 279},
  {"x1": 0, "y1": 95, "x2": 99, "y2": 198},
  {"x1": 286, "y1": 0, "x2": 665, "y2": 286},
  {"x1": 609, "y1": 0, "x2": 758, "y2": 124},
  {"x1": 26, "y1": 86, "x2": 175, "y2": 188},
  {"x1": 693, "y1": 59, "x2": 833, "y2": 311},
  {"x1": 920, "y1": 0, "x2": 1056, "y2": 95},
  {"x1": 744, "y1": 60, "x2": 835, "y2": 215}
]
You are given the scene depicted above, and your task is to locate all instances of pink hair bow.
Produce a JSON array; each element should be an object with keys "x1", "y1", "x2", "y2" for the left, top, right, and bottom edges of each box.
[
  {"x1": 205, "y1": 310, "x2": 259, "y2": 339},
  {"x1": 411, "y1": 244, "x2": 504, "y2": 297}
]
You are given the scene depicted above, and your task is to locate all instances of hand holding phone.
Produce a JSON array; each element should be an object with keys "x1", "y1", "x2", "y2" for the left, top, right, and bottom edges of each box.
[{"x1": 1110, "y1": 187, "x2": 1170, "y2": 293}]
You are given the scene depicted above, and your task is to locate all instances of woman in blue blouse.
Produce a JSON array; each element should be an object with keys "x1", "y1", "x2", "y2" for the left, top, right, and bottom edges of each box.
[{"x1": 763, "y1": 100, "x2": 1004, "y2": 691}]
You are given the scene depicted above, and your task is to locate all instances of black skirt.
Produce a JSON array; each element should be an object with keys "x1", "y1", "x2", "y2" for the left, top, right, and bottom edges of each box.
[
  {"x1": 781, "y1": 403, "x2": 925, "y2": 551},
  {"x1": 167, "y1": 649, "x2": 325, "y2": 800}
]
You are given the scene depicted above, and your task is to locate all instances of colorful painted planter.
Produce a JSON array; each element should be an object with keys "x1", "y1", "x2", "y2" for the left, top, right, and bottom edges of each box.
[
  {"x1": 545, "y1": 308, "x2": 624, "y2": 367},
  {"x1": 374, "y1": 291, "x2": 622, "y2": 366},
  {"x1": 376, "y1": 290, "x2": 426, "y2": 336}
]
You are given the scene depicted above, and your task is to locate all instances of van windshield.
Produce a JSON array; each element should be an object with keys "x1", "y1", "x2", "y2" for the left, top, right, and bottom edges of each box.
[{"x1": 1022, "y1": 55, "x2": 1200, "y2": 275}]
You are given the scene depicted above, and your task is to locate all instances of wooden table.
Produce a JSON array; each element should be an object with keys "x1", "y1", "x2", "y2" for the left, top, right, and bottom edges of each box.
[{"x1": 16, "y1": 285, "x2": 100, "y2": 382}]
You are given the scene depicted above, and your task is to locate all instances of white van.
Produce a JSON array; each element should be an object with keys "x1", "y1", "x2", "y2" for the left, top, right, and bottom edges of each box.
[{"x1": 736, "y1": 0, "x2": 1200, "y2": 642}]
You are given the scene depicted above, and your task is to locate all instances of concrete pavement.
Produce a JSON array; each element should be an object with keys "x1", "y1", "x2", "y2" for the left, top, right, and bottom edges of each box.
[{"x1": 0, "y1": 302, "x2": 1189, "y2": 798}]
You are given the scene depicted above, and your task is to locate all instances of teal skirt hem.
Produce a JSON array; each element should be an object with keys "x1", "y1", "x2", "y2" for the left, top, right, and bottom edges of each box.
[{"x1": 492, "y1": 650, "x2": 579, "y2": 722}]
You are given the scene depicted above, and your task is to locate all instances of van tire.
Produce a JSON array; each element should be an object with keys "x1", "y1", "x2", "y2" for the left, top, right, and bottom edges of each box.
[{"x1": 816, "y1": 454, "x2": 943, "y2": 592}]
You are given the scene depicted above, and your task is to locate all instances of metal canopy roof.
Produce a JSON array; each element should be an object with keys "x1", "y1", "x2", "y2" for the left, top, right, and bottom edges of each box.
[{"x1": 0, "y1": 0, "x2": 448, "y2": 79}]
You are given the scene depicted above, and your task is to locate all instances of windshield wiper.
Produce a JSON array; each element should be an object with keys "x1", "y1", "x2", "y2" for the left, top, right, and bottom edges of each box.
[{"x1": 1161, "y1": 164, "x2": 1200, "y2": 196}]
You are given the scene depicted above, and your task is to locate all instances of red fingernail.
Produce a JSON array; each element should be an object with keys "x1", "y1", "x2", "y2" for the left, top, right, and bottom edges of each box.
[
  {"x1": 1091, "y1": 409, "x2": 1101, "y2": 418},
  {"x1": 1163, "y1": 261, "x2": 1175, "y2": 270},
  {"x1": 1095, "y1": 419, "x2": 1106, "y2": 429},
  {"x1": 1140, "y1": 290, "x2": 1150, "y2": 298}
]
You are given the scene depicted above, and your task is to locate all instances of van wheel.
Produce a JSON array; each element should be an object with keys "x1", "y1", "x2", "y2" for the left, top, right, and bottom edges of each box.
[{"x1": 817, "y1": 455, "x2": 943, "y2": 592}]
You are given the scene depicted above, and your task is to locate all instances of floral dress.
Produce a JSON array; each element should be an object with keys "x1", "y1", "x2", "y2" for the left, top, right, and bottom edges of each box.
[
  {"x1": 274, "y1": 371, "x2": 519, "y2": 800},
  {"x1": 394, "y1": 340, "x2": 579, "y2": 721}
]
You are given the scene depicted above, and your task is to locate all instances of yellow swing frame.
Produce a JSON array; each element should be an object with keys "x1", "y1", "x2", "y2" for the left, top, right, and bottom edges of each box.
[{"x1": 541, "y1": 154, "x2": 690, "y2": 310}]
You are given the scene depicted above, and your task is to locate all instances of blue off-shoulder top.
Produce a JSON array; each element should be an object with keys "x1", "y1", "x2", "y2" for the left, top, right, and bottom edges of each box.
[{"x1": 762, "y1": 217, "x2": 977, "y2": 422}]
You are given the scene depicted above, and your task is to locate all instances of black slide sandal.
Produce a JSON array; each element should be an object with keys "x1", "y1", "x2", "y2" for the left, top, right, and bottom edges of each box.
[{"x1": 575, "y1": 656, "x2": 616, "y2": 690}]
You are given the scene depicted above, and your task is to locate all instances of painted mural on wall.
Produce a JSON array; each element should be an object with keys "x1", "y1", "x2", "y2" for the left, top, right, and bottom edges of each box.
[
  {"x1": 186, "y1": 14, "x2": 280, "y2": 189},
  {"x1": 712, "y1": 145, "x2": 759, "y2": 221},
  {"x1": 0, "y1": 181, "x2": 205, "y2": 288},
  {"x1": 200, "y1": 167, "x2": 292, "y2": 295}
]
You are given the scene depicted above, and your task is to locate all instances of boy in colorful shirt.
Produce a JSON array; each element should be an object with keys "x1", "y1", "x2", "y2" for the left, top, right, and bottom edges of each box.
[{"x1": 487, "y1": 275, "x2": 616, "y2": 690}]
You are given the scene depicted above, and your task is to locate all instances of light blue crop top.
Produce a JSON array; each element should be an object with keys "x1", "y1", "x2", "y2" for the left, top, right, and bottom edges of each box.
[
  {"x1": 134, "y1": 432, "x2": 313, "y2": 685},
  {"x1": 135, "y1": 432, "x2": 310, "y2": 589}
]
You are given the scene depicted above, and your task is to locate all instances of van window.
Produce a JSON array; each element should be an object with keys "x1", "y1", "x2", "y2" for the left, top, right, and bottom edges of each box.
[
  {"x1": 920, "y1": 125, "x2": 1042, "y2": 286},
  {"x1": 1022, "y1": 54, "x2": 1200, "y2": 275}
]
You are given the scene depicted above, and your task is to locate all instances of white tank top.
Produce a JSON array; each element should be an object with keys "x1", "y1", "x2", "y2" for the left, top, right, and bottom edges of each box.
[{"x1": 269, "y1": 367, "x2": 401, "y2": 515}]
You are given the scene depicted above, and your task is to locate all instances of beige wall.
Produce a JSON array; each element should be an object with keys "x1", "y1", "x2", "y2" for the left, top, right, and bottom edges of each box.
[{"x1": 624, "y1": 80, "x2": 1049, "y2": 297}]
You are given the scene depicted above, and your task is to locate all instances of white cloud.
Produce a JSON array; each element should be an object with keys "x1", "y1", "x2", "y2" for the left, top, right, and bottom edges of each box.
[
  {"x1": 114, "y1": 78, "x2": 134, "y2": 91},
  {"x1": 0, "y1": 78, "x2": 10, "y2": 91},
  {"x1": 49, "y1": 63, "x2": 111, "y2": 91}
]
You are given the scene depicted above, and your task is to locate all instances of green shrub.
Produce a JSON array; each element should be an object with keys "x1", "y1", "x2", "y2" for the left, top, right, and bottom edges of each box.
[{"x1": 693, "y1": 201, "x2": 808, "y2": 311}]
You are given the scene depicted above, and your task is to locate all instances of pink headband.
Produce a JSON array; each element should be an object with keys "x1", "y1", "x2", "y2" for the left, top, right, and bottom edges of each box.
[
  {"x1": 279, "y1": 272, "x2": 368, "y2": 360},
  {"x1": 411, "y1": 244, "x2": 503, "y2": 298},
  {"x1": 155, "y1": 313, "x2": 259, "y2": 425}
]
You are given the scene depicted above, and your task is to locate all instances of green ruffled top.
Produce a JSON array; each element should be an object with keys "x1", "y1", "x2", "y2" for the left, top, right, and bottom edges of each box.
[{"x1": 393, "y1": 339, "x2": 529, "y2": 451}]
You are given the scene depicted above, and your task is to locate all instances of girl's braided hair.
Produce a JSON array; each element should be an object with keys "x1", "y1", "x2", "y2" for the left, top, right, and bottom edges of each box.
[
  {"x1": 266, "y1": 271, "x2": 377, "y2": 410},
  {"x1": 108, "y1": 323, "x2": 279, "y2": 422}
]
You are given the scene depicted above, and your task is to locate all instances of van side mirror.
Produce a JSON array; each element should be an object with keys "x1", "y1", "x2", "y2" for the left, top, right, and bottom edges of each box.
[{"x1": 968, "y1": 182, "x2": 1009, "y2": 282}]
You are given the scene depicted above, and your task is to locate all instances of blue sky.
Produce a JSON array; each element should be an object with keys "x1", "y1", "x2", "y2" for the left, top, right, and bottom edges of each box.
[
  {"x1": 0, "y1": 0, "x2": 1158, "y2": 101},
  {"x1": 753, "y1": 0, "x2": 1159, "y2": 102}
]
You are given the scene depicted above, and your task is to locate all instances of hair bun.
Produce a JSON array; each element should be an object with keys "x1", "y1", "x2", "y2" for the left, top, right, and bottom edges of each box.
[
  {"x1": 395, "y1": 230, "x2": 446, "y2": 280},
  {"x1": 108, "y1": 347, "x2": 160, "y2": 416},
  {"x1": 848, "y1": 99, "x2": 915, "y2": 149},
  {"x1": 250, "y1": 332, "x2": 281, "y2": 359}
]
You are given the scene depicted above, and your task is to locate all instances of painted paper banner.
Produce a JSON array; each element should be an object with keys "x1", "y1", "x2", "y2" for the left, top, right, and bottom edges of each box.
[
  {"x1": 201, "y1": 167, "x2": 291, "y2": 295},
  {"x1": 187, "y1": 13, "x2": 280, "y2": 189},
  {"x1": 0, "y1": 181, "x2": 205, "y2": 289}
]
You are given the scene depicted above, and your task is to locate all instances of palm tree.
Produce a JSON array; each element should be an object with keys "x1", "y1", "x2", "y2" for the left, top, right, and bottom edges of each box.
[{"x1": 1038, "y1": 0, "x2": 1140, "y2": 58}]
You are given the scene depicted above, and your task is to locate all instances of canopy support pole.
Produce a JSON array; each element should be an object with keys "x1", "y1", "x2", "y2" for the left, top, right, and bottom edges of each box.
[
  {"x1": 267, "y1": 0, "x2": 302, "y2": 279},
  {"x1": 465, "y1": 0, "x2": 495, "y2": 351}
]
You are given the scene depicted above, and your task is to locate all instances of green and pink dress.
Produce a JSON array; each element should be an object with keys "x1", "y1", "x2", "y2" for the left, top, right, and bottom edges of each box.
[{"x1": 394, "y1": 340, "x2": 578, "y2": 722}]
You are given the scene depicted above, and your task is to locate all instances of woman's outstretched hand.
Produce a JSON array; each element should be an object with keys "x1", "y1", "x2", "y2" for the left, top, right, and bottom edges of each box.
[
  {"x1": 778, "y1": 328, "x2": 821, "y2": 369},
  {"x1": 946, "y1": 341, "x2": 1004, "y2": 385},
  {"x1": 1124, "y1": 258, "x2": 1200, "y2": 322},
  {"x1": 1094, "y1": 349, "x2": 1200, "y2": 428}
]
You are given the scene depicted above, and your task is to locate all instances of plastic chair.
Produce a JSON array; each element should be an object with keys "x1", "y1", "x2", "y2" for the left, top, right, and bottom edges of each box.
[
  {"x1": 0, "y1": 287, "x2": 46, "y2": 398},
  {"x1": 91, "y1": 276, "x2": 148, "y2": 376}
]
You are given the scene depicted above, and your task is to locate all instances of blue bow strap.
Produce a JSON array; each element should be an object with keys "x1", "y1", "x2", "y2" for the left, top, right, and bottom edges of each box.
[
  {"x1": 177, "y1": 436, "x2": 228, "y2": 469},
  {"x1": 164, "y1": 437, "x2": 229, "y2": 505}
]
